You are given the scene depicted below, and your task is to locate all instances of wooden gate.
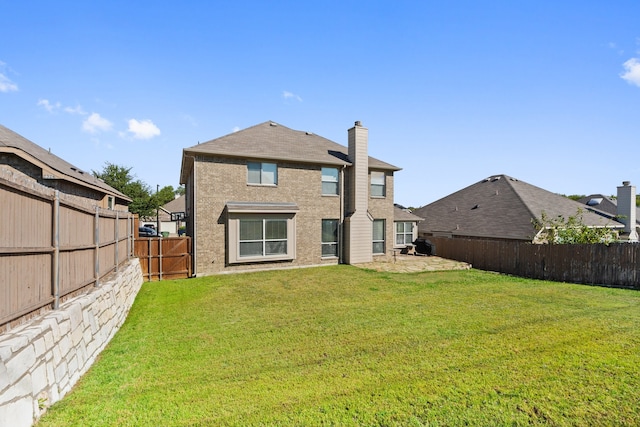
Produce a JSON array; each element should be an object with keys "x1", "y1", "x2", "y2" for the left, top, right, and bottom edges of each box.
[{"x1": 134, "y1": 237, "x2": 192, "y2": 281}]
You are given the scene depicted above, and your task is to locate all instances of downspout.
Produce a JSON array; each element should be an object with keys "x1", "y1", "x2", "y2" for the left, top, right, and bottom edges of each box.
[
  {"x1": 192, "y1": 156, "x2": 198, "y2": 276},
  {"x1": 339, "y1": 165, "x2": 346, "y2": 264}
]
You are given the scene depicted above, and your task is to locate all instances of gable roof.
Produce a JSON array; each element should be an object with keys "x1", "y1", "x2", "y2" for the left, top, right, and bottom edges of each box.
[
  {"x1": 0, "y1": 125, "x2": 130, "y2": 201},
  {"x1": 413, "y1": 174, "x2": 621, "y2": 241},
  {"x1": 162, "y1": 194, "x2": 185, "y2": 213},
  {"x1": 180, "y1": 121, "x2": 400, "y2": 183}
]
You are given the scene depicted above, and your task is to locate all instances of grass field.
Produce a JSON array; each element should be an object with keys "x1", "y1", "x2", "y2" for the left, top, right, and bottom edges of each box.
[{"x1": 37, "y1": 266, "x2": 640, "y2": 426}]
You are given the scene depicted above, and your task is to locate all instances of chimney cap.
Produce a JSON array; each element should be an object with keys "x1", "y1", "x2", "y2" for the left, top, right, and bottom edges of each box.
[
  {"x1": 354, "y1": 121, "x2": 362, "y2": 127},
  {"x1": 623, "y1": 181, "x2": 631, "y2": 186}
]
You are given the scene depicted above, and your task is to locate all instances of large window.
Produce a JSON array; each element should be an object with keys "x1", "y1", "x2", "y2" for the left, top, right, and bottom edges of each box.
[
  {"x1": 321, "y1": 167, "x2": 339, "y2": 195},
  {"x1": 373, "y1": 219, "x2": 385, "y2": 254},
  {"x1": 247, "y1": 162, "x2": 277, "y2": 185},
  {"x1": 371, "y1": 171, "x2": 385, "y2": 197},
  {"x1": 322, "y1": 219, "x2": 339, "y2": 257},
  {"x1": 239, "y1": 218, "x2": 287, "y2": 257},
  {"x1": 227, "y1": 205, "x2": 297, "y2": 264},
  {"x1": 395, "y1": 222, "x2": 414, "y2": 246}
]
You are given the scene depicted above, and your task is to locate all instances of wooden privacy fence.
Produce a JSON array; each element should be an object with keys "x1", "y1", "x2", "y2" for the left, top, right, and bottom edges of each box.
[
  {"x1": 134, "y1": 236, "x2": 192, "y2": 281},
  {"x1": 1, "y1": 178, "x2": 134, "y2": 327},
  {"x1": 427, "y1": 236, "x2": 640, "y2": 289}
]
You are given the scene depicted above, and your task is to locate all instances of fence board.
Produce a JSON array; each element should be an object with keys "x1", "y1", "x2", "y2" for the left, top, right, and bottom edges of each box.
[
  {"x1": 1, "y1": 178, "x2": 134, "y2": 327},
  {"x1": 134, "y1": 237, "x2": 192, "y2": 281},
  {"x1": 427, "y1": 236, "x2": 640, "y2": 289}
]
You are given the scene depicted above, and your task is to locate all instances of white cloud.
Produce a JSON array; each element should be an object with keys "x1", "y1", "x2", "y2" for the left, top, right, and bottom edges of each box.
[
  {"x1": 282, "y1": 90, "x2": 302, "y2": 102},
  {"x1": 621, "y1": 58, "x2": 640, "y2": 87},
  {"x1": 127, "y1": 119, "x2": 161, "y2": 140},
  {"x1": 0, "y1": 62, "x2": 18, "y2": 92},
  {"x1": 0, "y1": 73, "x2": 18, "y2": 92},
  {"x1": 37, "y1": 99, "x2": 61, "y2": 113},
  {"x1": 82, "y1": 113, "x2": 113, "y2": 134},
  {"x1": 64, "y1": 105, "x2": 87, "y2": 115}
]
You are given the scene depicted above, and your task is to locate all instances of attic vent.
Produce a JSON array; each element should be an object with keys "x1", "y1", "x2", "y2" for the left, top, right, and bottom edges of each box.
[
  {"x1": 270, "y1": 122, "x2": 277, "y2": 127},
  {"x1": 471, "y1": 204, "x2": 479, "y2": 210},
  {"x1": 305, "y1": 131, "x2": 313, "y2": 135},
  {"x1": 587, "y1": 198, "x2": 603, "y2": 206},
  {"x1": 491, "y1": 176, "x2": 501, "y2": 182}
]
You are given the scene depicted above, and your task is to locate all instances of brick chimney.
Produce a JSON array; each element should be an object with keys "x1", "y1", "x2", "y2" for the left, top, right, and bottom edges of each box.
[
  {"x1": 344, "y1": 121, "x2": 373, "y2": 264},
  {"x1": 617, "y1": 181, "x2": 639, "y2": 242}
]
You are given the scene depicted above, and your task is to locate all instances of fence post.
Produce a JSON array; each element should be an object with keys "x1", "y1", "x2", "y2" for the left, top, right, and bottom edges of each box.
[
  {"x1": 95, "y1": 206, "x2": 100, "y2": 287},
  {"x1": 159, "y1": 236, "x2": 163, "y2": 281},
  {"x1": 115, "y1": 210, "x2": 119, "y2": 273},
  {"x1": 52, "y1": 190, "x2": 60, "y2": 309},
  {"x1": 127, "y1": 214, "x2": 131, "y2": 260}
]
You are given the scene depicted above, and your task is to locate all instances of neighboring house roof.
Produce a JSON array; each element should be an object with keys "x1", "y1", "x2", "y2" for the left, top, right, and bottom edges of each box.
[
  {"x1": 180, "y1": 121, "x2": 400, "y2": 184},
  {"x1": 0, "y1": 124, "x2": 130, "y2": 201},
  {"x1": 394, "y1": 206, "x2": 424, "y2": 222},
  {"x1": 414, "y1": 174, "x2": 621, "y2": 241},
  {"x1": 162, "y1": 194, "x2": 185, "y2": 213},
  {"x1": 577, "y1": 194, "x2": 640, "y2": 225}
]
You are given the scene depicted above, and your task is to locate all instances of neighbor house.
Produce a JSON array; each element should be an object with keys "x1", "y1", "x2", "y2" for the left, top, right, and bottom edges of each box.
[
  {"x1": 179, "y1": 121, "x2": 401, "y2": 276},
  {"x1": 0, "y1": 124, "x2": 130, "y2": 210},
  {"x1": 141, "y1": 194, "x2": 186, "y2": 236},
  {"x1": 413, "y1": 174, "x2": 625, "y2": 243},
  {"x1": 577, "y1": 181, "x2": 639, "y2": 241}
]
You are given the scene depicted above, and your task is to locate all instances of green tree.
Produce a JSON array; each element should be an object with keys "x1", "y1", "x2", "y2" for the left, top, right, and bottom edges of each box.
[
  {"x1": 93, "y1": 163, "x2": 176, "y2": 218},
  {"x1": 532, "y1": 208, "x2": 619, "y2": 245}
]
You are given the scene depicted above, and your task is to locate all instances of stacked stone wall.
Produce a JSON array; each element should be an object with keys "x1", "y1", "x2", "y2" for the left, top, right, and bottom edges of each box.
[{"x1": 0, "y1": 258, "x2": 143, "y2": 427}]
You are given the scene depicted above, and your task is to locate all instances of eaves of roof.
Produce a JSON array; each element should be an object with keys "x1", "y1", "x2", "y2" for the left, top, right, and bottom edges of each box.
[{"x1": 0, "y1": 125, "x2": 131, "y2": 202}]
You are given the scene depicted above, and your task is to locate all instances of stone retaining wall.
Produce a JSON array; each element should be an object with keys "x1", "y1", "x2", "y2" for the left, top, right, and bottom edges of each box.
[{"x1": 0, "y1": 258, "x2": 143, "y2": 427}]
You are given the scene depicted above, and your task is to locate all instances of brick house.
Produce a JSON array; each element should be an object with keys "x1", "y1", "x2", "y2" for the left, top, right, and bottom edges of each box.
[{"x1": 179, "y1": 120, "x2": 402, "y2": 276}]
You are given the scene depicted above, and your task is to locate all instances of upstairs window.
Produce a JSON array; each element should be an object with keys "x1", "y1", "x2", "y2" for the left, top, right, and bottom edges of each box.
[
  {"x1": 247, "y1": 162, "x2": 277, "y2": 185},
  {"x1": 371, "y1": 171, "x2": 386, "y2": 197},
  {"x1": 321, "y1": 167, "x2": 339, "y2": 195}
]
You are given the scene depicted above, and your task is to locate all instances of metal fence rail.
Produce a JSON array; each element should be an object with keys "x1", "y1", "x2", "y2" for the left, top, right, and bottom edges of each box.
[{"x1": 1, "y1": 177, "x2": 134, "y2": 327}]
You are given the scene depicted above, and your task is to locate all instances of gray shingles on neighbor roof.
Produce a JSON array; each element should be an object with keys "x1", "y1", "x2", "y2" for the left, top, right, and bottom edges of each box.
[
  {"x1": 577, "y1": 194, "x2": 640, "y2": 226},
  {"x1": 180, "y1": 121, "x2": 400, "y2": 183},
  {"x1": 414, "y1": 174, "x2": 622, "y2": 241},
  {"x1": 0, "y1": 124, "x2": 130, "y2": 200}
]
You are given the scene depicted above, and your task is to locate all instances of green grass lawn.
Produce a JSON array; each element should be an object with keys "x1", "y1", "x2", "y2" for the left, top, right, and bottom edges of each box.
[{"x1": 37, "y1": 266, "x2": 640, "y2": 426}]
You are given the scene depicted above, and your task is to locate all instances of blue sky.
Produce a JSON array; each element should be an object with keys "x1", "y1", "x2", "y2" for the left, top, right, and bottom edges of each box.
[{"x1": 1, "y1": 1, "x2": 639, "y2": 207}]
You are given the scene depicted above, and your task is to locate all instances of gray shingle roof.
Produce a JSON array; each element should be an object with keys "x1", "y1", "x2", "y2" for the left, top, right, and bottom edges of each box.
[
  {"x1": 0, "y1": 124, "x2": 130, "y2": 201},
  {"x1": 394, "y1": 206, "x2": 424, "y2": 222},
  {"x1": 414, "y1": 174, "x2": 622, "y2": 241},
  {"x1": 577, "y1": 194, "x2": 640, "y2": 225},
  {"x1": 181, "y1": 121, "x2": 400, "y2": 183},
  {"x1": 162, "y1": 194, "x2": 185, "y2": 213}
]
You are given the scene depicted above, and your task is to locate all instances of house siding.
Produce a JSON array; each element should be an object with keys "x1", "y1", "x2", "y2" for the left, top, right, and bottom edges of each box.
[{"x1": 193, "y1": 156, "x2": 342, "y2": 275}]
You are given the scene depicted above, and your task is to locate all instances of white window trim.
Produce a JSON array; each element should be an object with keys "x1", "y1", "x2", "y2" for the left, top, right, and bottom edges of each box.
[
  {"x1": 228, "y1": 212, "x2": 296, "y2": 264},
  {"x1": 321, "y1": 219, "x2": 339, "y2": 258},
  {"x1": 321, "y1": 167, "x2": 339, "y2": 196},
  {"x1": 371, "y1": 171, "x2": 386, "y2": 198},
  {"x1": 247, "y1": 161, "x2": 278, "y2": 186},
  {"x1": 394, "y1": 221, "x2": 414, "y2": 247},
  {"x1": 373, "y1": 218, "x2": 386, "y2": 255}
]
